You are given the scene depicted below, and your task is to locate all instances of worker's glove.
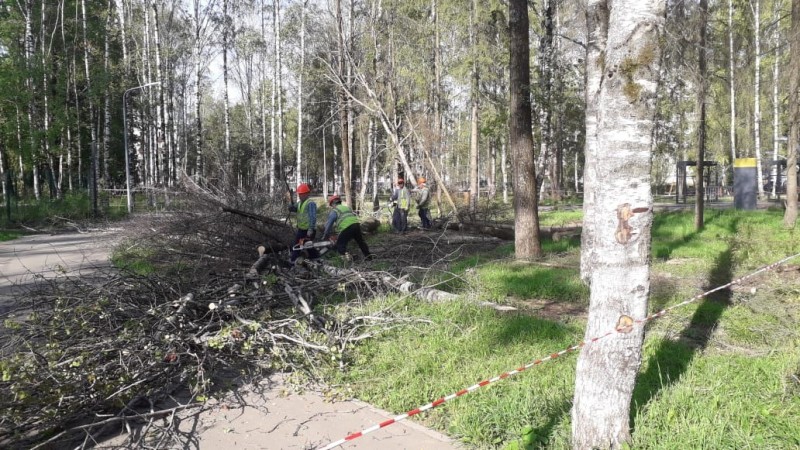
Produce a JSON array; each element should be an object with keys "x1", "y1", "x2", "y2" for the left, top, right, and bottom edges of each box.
[
  {"x1": 329, "y1": 235, "x2": 338, "y2": 243},
  {"x1": 391, "y1": 201, "x2": 397, "y2": 208},
  {"x1": 306, "y1": 230, "x2": 315, "y2": 240}
]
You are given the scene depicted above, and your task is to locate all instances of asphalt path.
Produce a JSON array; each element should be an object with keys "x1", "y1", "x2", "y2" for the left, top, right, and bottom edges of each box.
[{"x1": 0, "y1": 230, "x2": 119, "y2": 317}]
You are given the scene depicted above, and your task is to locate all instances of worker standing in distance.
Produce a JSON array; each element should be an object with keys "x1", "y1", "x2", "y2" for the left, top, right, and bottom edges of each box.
[
  {"x1": 288, "y1": 183, "x2": 319, "y2": 263},
  {"x1": 390, "y1": 177, "x2": 411, "y2": 233},
  {"x1": 322, "y1": 195, "x2": 373, "y2": 261},
  {"x1": 414, "y1": 177, "x2": 432, "y2": 229}
]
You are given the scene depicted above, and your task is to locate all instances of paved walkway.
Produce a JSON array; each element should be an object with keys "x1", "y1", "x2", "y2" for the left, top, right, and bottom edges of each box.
[{"x1": 0, "y1": 231, "x2": 461, "y2": 449}]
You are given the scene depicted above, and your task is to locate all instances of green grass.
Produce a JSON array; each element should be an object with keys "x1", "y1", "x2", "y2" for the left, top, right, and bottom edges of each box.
[
  {"x1": 0, "y1": 230, "x2": 20, "y2": 241},
  {"x1": 0, "y1": 192, "x2": 129, "y2": 229},
  {"x1": 324, "y1": 208, "x2": 800, "y2": 449}
]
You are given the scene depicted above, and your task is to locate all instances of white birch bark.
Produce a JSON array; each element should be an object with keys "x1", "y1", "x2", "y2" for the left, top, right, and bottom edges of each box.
[
  {"x1": 296, "y1": 0, "x2": 307, "y2": 180},
  {"x1": 40, "y1": 0, "x2": 55, "y2": 197},
  {"x1": 275, "y1": 0, "x2": 284, "y2": 177},
  {"x1": 270, "y1": 0, "x2": 277, "y2": 192},
  {"x1": 785, "y1": 0, "x2": 799, "y2": 226},
  {"x1": 501, "y1": 140, "x2": 508, "y2": 203},
  {"x1": 573, "y1": 0, "x2": 664, "y2": 448},
  {"x1": 103, "y1": 0, "x2": 112, "y2": 189},
  {"x1": 771, "y1": 3, "x2": 780, "y2": 198},
  {"x1": 223, "y1": 0, "x2": 232, "y2": 185},
  {"x1": 468, "y1": 0, "x2": 479, "y2": 213},
  {"x1": 81, "y1": 0, "x2": 98, "y2": 210},
  {"x1": 151, "y1": 0, "x2": 170, "y2": 185},
  {"x1": 729, "y1": 0, "x2": 737, "y2": 163},
  {"x1": 754, "y1": 0, "x2": 764, "y2": 197}
]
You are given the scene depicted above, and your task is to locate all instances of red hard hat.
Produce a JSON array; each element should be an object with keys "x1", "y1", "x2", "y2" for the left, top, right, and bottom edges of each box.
[
  {"x1": 328, "y1": 194, "x2": 341, "y2": 206},
  {"x1": 297, "y1": 183, "x2": 311, "y2": 195}
]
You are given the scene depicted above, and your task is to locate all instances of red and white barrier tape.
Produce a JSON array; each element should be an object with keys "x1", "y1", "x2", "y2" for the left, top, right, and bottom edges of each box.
[{"x1": 317, "y1": 252, "x2": 800, "y2": 450}]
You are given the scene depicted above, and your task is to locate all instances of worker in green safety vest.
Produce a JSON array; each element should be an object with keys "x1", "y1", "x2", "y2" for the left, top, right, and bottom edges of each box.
[
  {"x1": 390, "y1": 177, "x2": 411, "y2": 233},
  {"x1": 322, "y1": 195, "x2": 373, "y2": 261},
  {"x1": 288, "y1": 183, "x2": 319, "y2": 262}
]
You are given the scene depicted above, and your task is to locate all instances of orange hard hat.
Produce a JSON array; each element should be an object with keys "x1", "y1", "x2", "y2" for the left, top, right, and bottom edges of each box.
[
  {"x1": 417, "y1": 177, "x2": 426, "y2": 184},
  {"x1": 328, "y1": 194, "x2": 341, "y2": 206},
  {"x1": 297, "y1": 183, "x2": 311, "y2": 195},
  {"x1": 397, "y1": 178, "x2": 405, "y2": 185}
]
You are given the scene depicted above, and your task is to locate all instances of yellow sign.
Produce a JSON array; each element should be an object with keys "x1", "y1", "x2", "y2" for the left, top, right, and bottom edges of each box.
[{"x1": 733, "y1": 158, "x2": 757, "y2": 168}]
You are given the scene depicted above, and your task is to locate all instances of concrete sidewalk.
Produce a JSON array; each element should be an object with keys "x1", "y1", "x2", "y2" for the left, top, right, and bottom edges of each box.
[
  {"x1": 99, "y1": 374, "x2": 461, "y2": 449},
  {"x1": 1, "y1": 230, "x2": 462, "y2": 450}
]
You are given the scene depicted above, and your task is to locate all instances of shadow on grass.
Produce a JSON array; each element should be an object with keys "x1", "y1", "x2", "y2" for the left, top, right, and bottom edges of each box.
[
  {"x1": 651, "y1": 210, "x2": 735, "y2": 260},
  {"x1": 631, "y1": 245, "x2": 734, "y2": 429}
]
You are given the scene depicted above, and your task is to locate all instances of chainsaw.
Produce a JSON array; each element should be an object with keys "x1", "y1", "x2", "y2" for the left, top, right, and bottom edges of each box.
[{"x1": 292, "y1": 239, "x2": 334, "y2": 252}]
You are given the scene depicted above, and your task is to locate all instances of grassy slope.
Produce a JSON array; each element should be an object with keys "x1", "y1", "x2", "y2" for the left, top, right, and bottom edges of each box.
[{"x1": 327, "y1": 208, "x2": 800, "y2": 449}]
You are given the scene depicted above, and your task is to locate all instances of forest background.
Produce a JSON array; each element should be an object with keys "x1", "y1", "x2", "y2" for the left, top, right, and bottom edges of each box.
[{"x1": 0, "y1": 0, "x2": 794, "y2": 213}]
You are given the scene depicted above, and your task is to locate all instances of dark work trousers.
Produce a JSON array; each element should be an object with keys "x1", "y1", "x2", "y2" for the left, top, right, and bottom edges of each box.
[
  {"x1": 290, "y1": 229, "x2": 319, "y2": 262},
  {"x1": 392, "y1": 208, "x2": 409, "y2": 232},
  {"x1": 336, "y1": 223, "x2": 371, "y2": 257},
  {"x1": 418, "y1": 207, "x2": 432, "y2": 229}
]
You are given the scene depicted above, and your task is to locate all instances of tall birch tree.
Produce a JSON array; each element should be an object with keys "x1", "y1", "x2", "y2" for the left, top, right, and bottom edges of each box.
[
  {"x1": 573, "y1": 0, "x2": 664, "y2": 448},
  {"x1": 784, "y1": 0, "x2": 799, "y2": 227},
  {"x1": 754, "y1": 0, "x2": 765, "y2": 197}
]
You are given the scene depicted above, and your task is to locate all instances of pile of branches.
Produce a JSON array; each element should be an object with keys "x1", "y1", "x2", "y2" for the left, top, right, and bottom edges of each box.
[
  {"x1": 0, "y1": 185, "x2": 421, "y2": 448},
  {"x1": 0, "y1": 180, "x2": 505, "y2": 448}
]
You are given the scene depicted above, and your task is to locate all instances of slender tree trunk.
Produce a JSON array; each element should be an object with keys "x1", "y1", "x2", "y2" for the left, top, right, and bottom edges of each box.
[
  {"x1": 468, "y1": 0, "x2": 480, "y2": 213},
  {"x1": 270, "y1": 0, "x2": 277, "y2": 192},
  {"x1": 695, "y1": 0, "x2": 708, "y2": 231},
  {"x1": 754, "y1": 0, "x2": 764, "y2": 198},
  {"x1": 729, "y1": 0, "x2": 737, "y2": 165},
  {"x1": 784, "y1": 0, "x2": 799, "y2": 227},
  {"x1": 501, "y1": 139, "x2": 508, "y2": 203},
  {"x1": 573, "y1": 0, "x2": 663, "y2": 448},
  {"x1": 296, "y1": 0, "x2": 307, "y2": 180},
  {"x1": 771, "y1": 3, "x2": 781, "y2": 198},
  {"x1": 509, "y1": 0, "x2": 541, "y2": 259},
  {"x1": 222, "y1": 0, "x2": 231, "y2": 185},
  {"x1": 115, "y1": 0, "x2": 128, "y2": 71},
  {"x1": 103, "y1": 0, "x2": 112, "y2": 189},
  {"x1": 81, "y1": 0, "x2": 98, "y2": 213},
  {"x1": 336, "y1": 0, "x2": 352, "y2": 206},
  {"x1": 194, "y1": 0, "x2": 204, "y2": 180},
  {"x1": 258, "y1": 0, "x2": 267, "y2": 184},
  {"x1": 276, "y1": 0, "x2": 284, "y2": 179},
  {"x1": 40, "y1": 0, "x2": 57, "y2": 198}
]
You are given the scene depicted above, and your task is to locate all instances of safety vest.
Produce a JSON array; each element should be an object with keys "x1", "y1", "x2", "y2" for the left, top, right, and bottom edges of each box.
[
  {"x1": 297, "y1": 199, "x2": 311, "y2": 229},
  {"x1": 334, "y1": 204, "x2": 359, "y2": 233},
  {"x1": 398, "y1": 187, "x2": 411, "y2": 209}
]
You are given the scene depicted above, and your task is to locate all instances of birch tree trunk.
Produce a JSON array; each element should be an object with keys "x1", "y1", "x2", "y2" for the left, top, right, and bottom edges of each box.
[
  {"x1": 771, "y1": 3, "x2": 780, "y2": 198},
  {"x1": 754, "y1": 0, "x2": 764, "y2": 198},
  {"x1": 222, "y1": 0, "x2": 232, "y2": 185},
  {"x1": 194, "y1": 0, "x2": 204, "y2": 180},
  {"x1": 275, "y1": 0, "x2": 284, "y2": 178},
  {"x1": 296, "y1": 0, "x2": 307, "y2": 180},
  {"x1": 81, "y1": 0, "x2": 98, "y2": 213},
  {"x1": 695, "y1": 0, "x2": 708, "y2": 231},
  {"x1": 468, "y1": 0, "x2": 480, "y2": 214},
  {"x1": 336, "y1": 0, "x2": 352, "y2": 206},
  {"x1": 729, "y1": 0, "x2": 737, "y2": 165},
  {"x1": 103, "y1": 0, "x2": 112, "y2": 189},
  {"x1": 151, "y1": 0, "x2": 168, "y2": 185},
  {"x1": 784, "y1": 0, "x2": 799, "y2": 227},
  {"x1": 573, "y1": 1, "x2": 664, "y2": 448},
  {"x1": 509, "y1": 0, "x2": 541, "y2": 260},
  {"x1": 270, "y1": 0, "x2": 277, "y2": 193}
]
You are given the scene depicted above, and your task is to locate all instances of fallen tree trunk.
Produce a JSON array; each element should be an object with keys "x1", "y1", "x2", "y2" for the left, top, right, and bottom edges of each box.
[{"x1": 445, "y1": 221, "x2": 582, "y2": 241}]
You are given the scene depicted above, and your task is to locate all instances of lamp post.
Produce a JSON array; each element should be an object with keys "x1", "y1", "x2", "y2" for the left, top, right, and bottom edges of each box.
[{"x1": 123, "y1": 82, "x2": 159, "y2": 213}]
